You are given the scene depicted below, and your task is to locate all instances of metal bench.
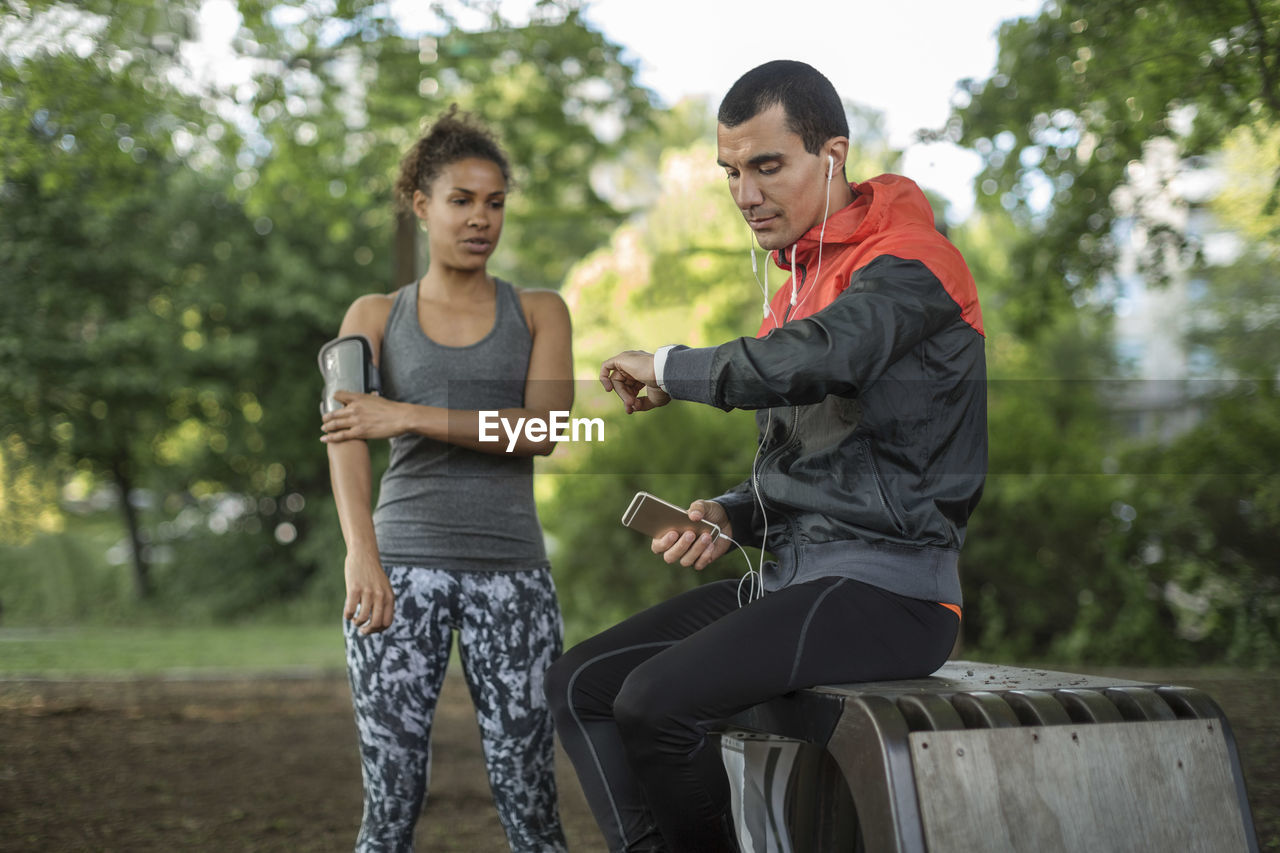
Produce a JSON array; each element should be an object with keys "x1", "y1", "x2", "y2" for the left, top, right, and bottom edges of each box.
[{"x1": 719, "y1": 660, "x2": 1259, "y2": 852}]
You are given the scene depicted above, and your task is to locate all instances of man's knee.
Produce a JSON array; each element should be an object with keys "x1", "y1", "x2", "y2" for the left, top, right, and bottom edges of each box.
[
  {"x1": 613, "y1": 662, "x2": 681, "y2": 742},
  {"x1": 543, "y1": 646, "x2": 582, "y2": 728}
]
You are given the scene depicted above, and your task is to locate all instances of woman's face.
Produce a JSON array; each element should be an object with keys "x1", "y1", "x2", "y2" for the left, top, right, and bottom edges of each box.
[{"x1": 413, "y1": 157, "x2": 507, "y2": 273}]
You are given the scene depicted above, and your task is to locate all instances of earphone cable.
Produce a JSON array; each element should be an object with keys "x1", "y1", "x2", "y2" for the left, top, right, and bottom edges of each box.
[{"x1": 788, "y1": 156, "x2": 834, "y2": 321}]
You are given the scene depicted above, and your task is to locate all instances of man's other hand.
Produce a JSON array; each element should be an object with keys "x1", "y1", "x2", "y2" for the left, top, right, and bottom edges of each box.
[{"x1": 652, "y1": 500, "x2": 734, "y2": 571}]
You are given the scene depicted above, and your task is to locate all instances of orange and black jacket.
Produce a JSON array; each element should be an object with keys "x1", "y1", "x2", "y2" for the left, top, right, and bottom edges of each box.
[{"x1": 662, "y1": 174, "x2": 986, "y2": 607}]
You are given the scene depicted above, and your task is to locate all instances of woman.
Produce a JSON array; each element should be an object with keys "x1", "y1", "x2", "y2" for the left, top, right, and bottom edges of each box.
[{"x1": 321, "y1": 106, "x2": 573, "y2": 852}]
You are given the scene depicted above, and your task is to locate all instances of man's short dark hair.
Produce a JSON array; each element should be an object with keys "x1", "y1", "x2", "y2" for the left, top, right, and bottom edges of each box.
[{"x1": 718, "y1": 60, "x2": 849, "y2": 155}]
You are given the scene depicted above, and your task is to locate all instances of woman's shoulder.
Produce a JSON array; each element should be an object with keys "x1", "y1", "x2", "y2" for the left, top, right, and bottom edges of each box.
[
  {"x1": 508, "y1": 282, "x2": 567, "y2": 314},
  {"x1": 339, "y1": 291, "x2": 398, "y2": 338},
  {"x1": 509, "y1": 283, "x2": 569, "y2": 335}
]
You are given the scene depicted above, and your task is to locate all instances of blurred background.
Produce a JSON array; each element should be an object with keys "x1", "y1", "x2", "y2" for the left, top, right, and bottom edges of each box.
[{"x1": 1, "y1": 0, "x2": 1277, "y2": 672}]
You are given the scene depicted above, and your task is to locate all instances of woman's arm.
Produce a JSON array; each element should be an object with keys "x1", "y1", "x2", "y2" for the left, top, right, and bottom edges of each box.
[
  {"x1": 326, "y1": 294, "x2": 395, "y2": 635},
  {"x1": 321, "y1": 288, "x2": 575, "y2": 457}
]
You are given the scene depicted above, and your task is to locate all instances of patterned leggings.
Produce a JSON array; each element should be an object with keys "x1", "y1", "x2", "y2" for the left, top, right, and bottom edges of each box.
[{"x1": 344, "y1": 565, "x2": 568, "y2": 853}]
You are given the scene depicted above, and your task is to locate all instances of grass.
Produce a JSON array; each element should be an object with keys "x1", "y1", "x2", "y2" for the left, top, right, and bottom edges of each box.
[
  {"x1": 1, "y1": 512, "x2": 351, "y2": 676},
  {"x1": 1, "y1": 513, "x2": 137, "y2": 626},
  {"x1": 0, "y1": 623, "x2": 346, "y2": 676}
]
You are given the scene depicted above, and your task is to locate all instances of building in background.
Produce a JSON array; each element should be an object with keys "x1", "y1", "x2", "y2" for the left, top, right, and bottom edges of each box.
[{"x1": 1108, "y1": 137, "x2": 1243, "y2": 441}]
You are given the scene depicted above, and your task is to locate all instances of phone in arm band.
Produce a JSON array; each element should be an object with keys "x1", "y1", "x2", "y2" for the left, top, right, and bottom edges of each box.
[
  {"x1": 318, "y1": 334, "x2": 382, "y2": 415},
  {"x1": 621, "y1": 491, "x2": 721, "y2": 542}
]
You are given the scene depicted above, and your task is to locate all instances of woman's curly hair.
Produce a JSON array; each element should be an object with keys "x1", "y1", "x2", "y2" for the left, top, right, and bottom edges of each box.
[{"x1": 394, "y1": 105, "x2": 512, "y2": 212}]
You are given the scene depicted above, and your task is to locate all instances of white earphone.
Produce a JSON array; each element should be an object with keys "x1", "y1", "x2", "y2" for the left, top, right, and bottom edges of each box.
[
  {"x1": 752, "y1": 151, "x2": 839, "y2": 316},
  {"x1": 739, "y1": 149, "x2": 839, "y2": 605},
  {"x1": 789, "y1": 151, "x2": 836, "y2": 309}
]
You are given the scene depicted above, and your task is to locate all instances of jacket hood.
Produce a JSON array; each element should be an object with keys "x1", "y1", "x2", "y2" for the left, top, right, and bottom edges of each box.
[
  {"x1": 759, "y1": 172, "x2": 982, "y2": 338},
  {"x1": 773, "y1": 173, "x2": 938, "y2": 268}
]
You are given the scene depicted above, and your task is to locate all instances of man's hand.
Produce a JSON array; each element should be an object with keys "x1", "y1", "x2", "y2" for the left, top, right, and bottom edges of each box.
[
  {"x1": 600, "y1": 350, "x2": 670, "y2": 414},
  {"x1": 652, "y1": 500, "x2": 734, "y2": 571},
  {"x1": 321, "y1": 391, "x2": 408, "y2": 442},
  {"x1": 344, "y1": 552, "x2": 394, "y2": 635}
]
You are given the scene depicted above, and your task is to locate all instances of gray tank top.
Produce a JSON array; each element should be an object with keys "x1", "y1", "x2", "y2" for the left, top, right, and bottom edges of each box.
[{"x1": 372, "y1": 278, "x2": 548, "y2": 571}]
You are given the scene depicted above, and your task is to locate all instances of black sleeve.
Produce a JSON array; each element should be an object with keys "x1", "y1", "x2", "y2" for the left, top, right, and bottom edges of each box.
[
  {"x1": 708, "y1": 480, "x2": 764, "y2": 548},
  {"x1": 663, "y1": 255, "x2": 962, "y2": 411}
]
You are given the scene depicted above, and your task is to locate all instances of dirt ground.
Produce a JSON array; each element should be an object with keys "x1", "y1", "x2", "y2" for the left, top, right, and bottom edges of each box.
[
  {"x1": 1, "y1": 668, "x2": 1276, "y2": 852},
  {"x1": 0, "y1": 670, "x2": 606, "y2": 852}
]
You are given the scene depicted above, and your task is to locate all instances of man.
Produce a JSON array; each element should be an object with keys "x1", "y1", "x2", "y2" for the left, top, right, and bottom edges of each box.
[{"x1": 545, "y1": 60, "x2": 986, "y2": 852}]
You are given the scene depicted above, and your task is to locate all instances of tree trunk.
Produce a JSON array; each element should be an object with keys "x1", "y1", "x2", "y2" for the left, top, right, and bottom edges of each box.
[
  {"x1": 394, "y1": 210, "x2": 418, "y2": 288},
  {"x1": 111, "y1": 458, "x2": 151, "y2": 599}
]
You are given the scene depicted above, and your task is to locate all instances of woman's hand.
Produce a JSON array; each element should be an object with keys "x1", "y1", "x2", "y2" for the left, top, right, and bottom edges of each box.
[
  {"x1": 344, "y1": 551, "x2": 394, "y2": 635},
  {"x1": 651, "y1": 500, "x2": 734, "y2": 571},
  {"x1": 321, "y1": 391, "x2": 409, "y2": 443}
]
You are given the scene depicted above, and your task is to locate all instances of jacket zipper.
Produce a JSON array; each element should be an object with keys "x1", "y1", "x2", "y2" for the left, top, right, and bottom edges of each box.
[
  {"x1": 756, "y1": 248, "x2": 805, "y2": 546},
  {"x1": 751, "y1": 407, "x2": 800, "y2": 570},
  {"x1": 782, "y1": 255, "x2": 807, "y2": 325},
  {"x1": 753, "y1": 406, "x2": 800, "y2": 514}
]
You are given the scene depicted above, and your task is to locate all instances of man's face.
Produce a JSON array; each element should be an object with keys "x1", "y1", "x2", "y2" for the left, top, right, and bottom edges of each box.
[{"x1": 717, "y1": 103, "x2": 829, "y2": 251}]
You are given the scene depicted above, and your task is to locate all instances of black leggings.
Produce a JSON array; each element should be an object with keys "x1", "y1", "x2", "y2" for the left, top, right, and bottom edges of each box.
[{"x1": 544, "y1": 577, "x2": 958, "y2": 853}]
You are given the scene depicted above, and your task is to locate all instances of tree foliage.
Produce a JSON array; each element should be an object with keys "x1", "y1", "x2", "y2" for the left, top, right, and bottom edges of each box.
[
  {"x1": 950, "y1": 203, "x2": 1279, "y2": 667},
  {"x1": 1118, "y1": 387, "x2": 1280, "y2": 666},
  {"x1": 0, "y1": 3, "x2": 266, "y2": 595},
  {"x1": 948, "y1": 210, "x2": 1141, "y2": 661},
  {"x1": 932, "y1": 0, "x2": 1280, "y2": 667},
  {"x1": 950, "y1": 0, "x2": 1280, "y2": 331},
  {"x1": 4, "y1": 1, "x2": 1275, "y2": 667},
  {"x1": 232, "y1": 0, "x2": 653, "y2": 291},
  {"x1": 0, "y1": 0, "x2": 655, "y2": 611},
  {"x1": 1186, "y1": 123, "x2": 1280, "y2": 381}
]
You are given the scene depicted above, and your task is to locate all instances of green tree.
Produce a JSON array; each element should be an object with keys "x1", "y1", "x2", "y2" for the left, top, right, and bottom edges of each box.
[
  {"x1": 0, "y1": 6, "x2": 265, "y2": 597},
  {"x1": 946, "y1": 210, "x2": 1151, "y2": 662},
  {"x1": 936, "y1": 0, "x2": 1280, "y2": 668},
  {"x1": 949, "y1": 0, "x2": 1280, "y2": 331},
  {"x1": 233, "y1": 0, "x2": 654, "y2": 291},
  {"x1": 1115, "y1": 389, "x2": 1280, "y2": 666},
  {"x1": 1, "y1": 1, "x2": 660, "y2": 619},
  {"x1": 1130, "y1": 122, "x2": 1280, "y2": 666},
  {"x1": 1186, "y1": 123, "x2": 1280, "y2": 382},
  {"x1": 947, "y1": 200, "x2": 1279, "y2": 667}
]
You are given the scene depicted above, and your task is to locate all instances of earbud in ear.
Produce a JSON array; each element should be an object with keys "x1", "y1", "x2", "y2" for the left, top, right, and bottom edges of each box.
[{"x1": 827, "y1": 154, "x2": 835, "y2": 181}]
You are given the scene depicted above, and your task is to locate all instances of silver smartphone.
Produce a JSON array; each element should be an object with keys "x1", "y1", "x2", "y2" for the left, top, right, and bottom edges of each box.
[
  {"x1": 621, "y1": 491, "x2": 721, "y2": 541},
  {"x1": 318, "y1": 335, "x2": 377, "y2": 415}
]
